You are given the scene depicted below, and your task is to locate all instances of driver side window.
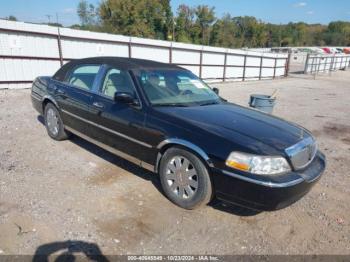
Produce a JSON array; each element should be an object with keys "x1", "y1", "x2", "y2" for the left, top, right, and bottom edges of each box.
[{"x1": 101, "y1": 68, "x2": 135, "y2": 98}]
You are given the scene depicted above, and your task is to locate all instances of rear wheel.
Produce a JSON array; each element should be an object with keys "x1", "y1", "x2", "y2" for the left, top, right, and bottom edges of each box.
[
  {"x1": 44, "y1": 103, "x2": 69, "y2": 141},
  {"x1": 159, "y1": 147, "x2": 213, "y2": 209}
]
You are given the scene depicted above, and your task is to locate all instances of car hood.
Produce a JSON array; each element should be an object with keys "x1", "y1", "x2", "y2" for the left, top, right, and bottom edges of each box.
[{"x1": 154, "y1": 103, "x2": 311, "y2": 152}]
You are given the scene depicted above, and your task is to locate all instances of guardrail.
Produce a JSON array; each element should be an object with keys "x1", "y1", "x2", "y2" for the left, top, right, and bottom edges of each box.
[{"x1": 0, "y1": 20, "x2": 289, "y2": 89}]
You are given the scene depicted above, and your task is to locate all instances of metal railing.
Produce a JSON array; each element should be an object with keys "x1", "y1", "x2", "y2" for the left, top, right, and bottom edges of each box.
[{"x1": 304, "y1": 54, "x2": 350, "y2": 75}]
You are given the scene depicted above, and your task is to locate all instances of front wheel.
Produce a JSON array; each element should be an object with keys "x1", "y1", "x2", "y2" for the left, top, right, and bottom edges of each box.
[{"x1": 159, "y1": 147, "x2": 213, "y2": 209}]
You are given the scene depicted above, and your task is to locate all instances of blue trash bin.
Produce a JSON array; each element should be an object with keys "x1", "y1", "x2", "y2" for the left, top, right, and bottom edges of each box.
[{"x1": 249, "y1": 94, "x2": 276, "y2": 114}]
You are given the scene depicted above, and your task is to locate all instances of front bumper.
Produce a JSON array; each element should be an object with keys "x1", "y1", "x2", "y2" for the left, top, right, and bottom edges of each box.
[{"x1": 212, "y1": 151, "x2": 326, "y2": 211}]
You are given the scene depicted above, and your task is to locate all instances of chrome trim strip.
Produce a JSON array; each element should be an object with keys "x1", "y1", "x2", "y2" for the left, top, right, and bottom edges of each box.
[
  {"x1": 285, "y1": 136, "x2": 314, "y2": 156},
  {"x1": 285, "y1": 136, "x2": 317, "y2": 170},
  {"x1": 157, "y1": 138, "x2": 214, "y2": 167},
  {"x1": 222, "y1": 170, "x2": 304, "y2": 188},
  {"x1": 65, "y1": 126, "x2": 155, "y2": 172},
  {"x1": 61, "y1": 109, "x2": 152, "y2": 148}
]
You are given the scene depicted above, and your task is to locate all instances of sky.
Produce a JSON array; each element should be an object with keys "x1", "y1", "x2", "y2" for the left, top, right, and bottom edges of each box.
[{"x1": 0, "y1": 0, "x2": 349, "y2": 26}]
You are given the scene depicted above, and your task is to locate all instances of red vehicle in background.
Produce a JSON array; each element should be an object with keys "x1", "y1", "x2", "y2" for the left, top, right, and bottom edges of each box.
[{"x1": 322, "y1": 47, "x2": 331, "y2": 54}]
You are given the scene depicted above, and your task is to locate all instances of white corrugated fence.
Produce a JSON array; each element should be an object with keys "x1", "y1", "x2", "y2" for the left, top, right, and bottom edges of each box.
[{"x1": 0, "y1": 20, "x2": 289, "y2": 89}]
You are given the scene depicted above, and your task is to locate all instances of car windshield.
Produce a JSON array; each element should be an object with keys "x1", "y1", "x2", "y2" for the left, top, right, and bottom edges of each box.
[{"x1": 137, "y1": 69, "x2": 220, "y2": 106}]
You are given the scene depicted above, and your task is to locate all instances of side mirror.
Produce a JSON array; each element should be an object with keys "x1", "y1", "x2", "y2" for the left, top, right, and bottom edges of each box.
[
  {"x1": 114, "y1": 92, "x2": 139, "y2": 106},
  {"x1": 213, "y1": 87, "x2": 219, "y2": 95}
]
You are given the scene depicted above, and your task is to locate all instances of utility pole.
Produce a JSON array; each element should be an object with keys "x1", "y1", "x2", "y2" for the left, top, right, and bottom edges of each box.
[
  {"x1": 56, "y1": 13, "x2": 59, "y2": 26},
  {"x1": 207, "y1": 27, "x2": 210, "y2": 46},
  {"x1": 46, "y1": 14, "x2": 51, "y2": 24},
  {"x1": 172, "y1": 17, "x2": 176, "y2": 42}
]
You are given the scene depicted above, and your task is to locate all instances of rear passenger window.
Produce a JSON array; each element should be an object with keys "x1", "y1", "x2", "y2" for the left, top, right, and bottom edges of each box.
[{"x1": 67, "y1": 65, "x2": 100, "y2": 90}]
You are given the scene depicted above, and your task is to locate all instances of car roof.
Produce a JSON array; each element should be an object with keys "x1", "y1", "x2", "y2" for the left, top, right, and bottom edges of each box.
[
  {"x1": 53, "y1": 57, "x2": 187, "y2": 81},
  {"x1": 74, "y1": 57, "x2": 184, "y2": 70}
]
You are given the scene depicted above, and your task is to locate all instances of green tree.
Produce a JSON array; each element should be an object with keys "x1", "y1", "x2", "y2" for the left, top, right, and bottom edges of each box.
[
  {"x1": 160, "y1": 0, "x2": 173, "y2": 40},
  {"x1": 210, "y1": 14, "x2": 238, "y2": 47},
  {"x1": 266, "y1": 24, "x2": 282, "y2": 47},
  {"x1": 195, "y1": 5, "x2": 216, "y2": 45},
  {"x1": 7, "y1": 15, "x2": 17, "y2": 21},
  {"x1": 325, "y1": 21, "x2": 350, "y2": 46},
  {"x1": 175, "y1": 5, "x2": 195, "y2": 42},
  {"x1": 47, "y1": 23, "x2": 63, "y2": 27},
  {"x1": 73, "y1": 1, "x2": 350, "y2": 49},
  {"x1": 232, "y1": 16, "x2": 264, "y2": 48},
  {"x1": 77, "y1": 0, "x2": 98, "y2": 27},
  {"x1": 99, "y1": 0, "x2": 170, "y2": 39}
]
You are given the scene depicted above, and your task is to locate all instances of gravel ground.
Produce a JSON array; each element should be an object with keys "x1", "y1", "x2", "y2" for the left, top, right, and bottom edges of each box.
[{"x1": 0, "y1": 71, "x2": 349, "y2": 257}]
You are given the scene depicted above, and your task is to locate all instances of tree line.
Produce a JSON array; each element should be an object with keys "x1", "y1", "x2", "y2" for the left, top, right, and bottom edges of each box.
[{"x1": 8, "y1": 0, "x2": 349, "y2": 48}]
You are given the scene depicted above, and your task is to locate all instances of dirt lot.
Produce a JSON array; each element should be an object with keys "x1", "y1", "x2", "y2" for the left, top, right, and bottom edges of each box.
[{"x1": 0, "y1": 71, "x2": 349, "y2": 257}]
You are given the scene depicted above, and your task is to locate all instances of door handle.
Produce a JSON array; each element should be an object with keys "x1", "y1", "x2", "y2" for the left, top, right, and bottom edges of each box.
[
  {"x1": 57, "y1": 89, "x2": 66, "y2": 95},
  {"x1": 93, "y1": 102, "x2": 104, "y2": 109}
]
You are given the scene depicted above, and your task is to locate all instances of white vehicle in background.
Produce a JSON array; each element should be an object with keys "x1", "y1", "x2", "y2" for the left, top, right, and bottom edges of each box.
[
  {"x1": 314, "y1": 47, "x2": 326, "y2": 55},
  {"x1": 331, "y1": 47, "x2": 343, "y2": 54}
]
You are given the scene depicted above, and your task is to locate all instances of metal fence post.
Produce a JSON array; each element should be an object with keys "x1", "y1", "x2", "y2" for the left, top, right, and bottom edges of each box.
[
  {"x1": 222, "y1": 53, "x2": 227, "y2": 82},
  {"x1": 304, "y1": 53, "x2": 310, "y2": 74},
  {"x1": 343, "y1": 55, "x2": 348, "y2": 70},
  {"x1": 169, "y1": 43, "x2": 173, "y2": 64},
  {"x1": 258, "y1": 56, "x2": 263, "y2": 80},
  {"x1": 57, "y1": 28, "x2": 63, "y2": 66},
  {"x1": 340, "y1": 56, "x2": 344, "y2": 70},
  {"x1": 314, "y1": 57, "x2": 321, "y2": 80},
  {"x1": 273, "y1": 58, "x2": 277, "y2": 79},
  {"x1": 242, "y1": 55, "x2": 247, "y2": 81},
  {"x1": 285, "y1": 52, "x2": 291, "y2": 77},
  {"x1": 199, "y1": 49, "x2": 203, "y2": 78},
  {"x1": 128, "y1": 37, "x2": 132, "y2": 58},
  {"x1": 328, "y1": 55, "x2": 333, "y2": 76}
]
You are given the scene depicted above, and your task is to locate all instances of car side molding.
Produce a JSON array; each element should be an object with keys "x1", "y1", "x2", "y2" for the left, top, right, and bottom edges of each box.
[
  {"x1": 64, "y1": 126, "x2": 155, "y2": 172},
  {"x1": 156, "y1": 138, "x2": 214, "y2": 170}
]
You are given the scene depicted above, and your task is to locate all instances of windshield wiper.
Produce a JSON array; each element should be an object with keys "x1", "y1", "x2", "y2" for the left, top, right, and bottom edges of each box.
[
  {"x1": 199, "y1": 101, "x2": 220, "y2": 106},
  {"x1": 153, "y1": 103, "x2": 190, "y2": 107}
]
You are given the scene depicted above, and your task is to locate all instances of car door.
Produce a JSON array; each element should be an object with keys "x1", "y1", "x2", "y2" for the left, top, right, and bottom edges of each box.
[
  {"x1": 54, "y1": 64, "x2": 102, "y2": 136},
  {"x1": 89, "y1": 66, "x2": 152, "y2": 162}
]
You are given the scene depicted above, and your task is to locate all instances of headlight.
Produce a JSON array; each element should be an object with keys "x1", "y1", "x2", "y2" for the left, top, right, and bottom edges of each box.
[{"x1": 226, "y1": 152, "x2": 291, "y2": 175}]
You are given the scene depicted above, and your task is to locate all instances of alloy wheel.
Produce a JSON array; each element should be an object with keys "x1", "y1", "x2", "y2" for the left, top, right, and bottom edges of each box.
[
  {"x1": 165, "y1": 156, "x2": 199, "y2": 199},
  {"x1": 46, "y1": 108, "x2": 59, "y2": 136}
]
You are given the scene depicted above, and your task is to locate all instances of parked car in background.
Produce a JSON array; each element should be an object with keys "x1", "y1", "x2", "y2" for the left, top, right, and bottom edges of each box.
[
  {"x1": 31, "y1": 57, "x2": 326, "y2": 211},
  {"x1": 322, "y1": 47, "x2": 331, "y2": 54},
  {"x1": 336, "y1": 48, "x2": 344, "y2": 53}
]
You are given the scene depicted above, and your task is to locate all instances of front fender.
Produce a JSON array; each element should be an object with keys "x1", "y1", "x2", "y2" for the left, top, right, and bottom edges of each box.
[{"x1": 155, "y1": 138, "x2": 214, "y2": 173}]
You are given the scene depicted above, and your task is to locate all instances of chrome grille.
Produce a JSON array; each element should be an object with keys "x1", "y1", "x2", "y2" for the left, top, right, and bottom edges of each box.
[{"x1": 285, "y1": 136, "x2": 317, "y2": 170}]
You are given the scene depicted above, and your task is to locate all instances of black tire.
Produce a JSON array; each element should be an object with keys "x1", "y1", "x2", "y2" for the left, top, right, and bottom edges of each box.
[
  {"x1": 44, "y1": 103, "x2": 69, "y2": 141},
  {"x1": 159, "y1": 147, "x2": 213, "y2": 209}
]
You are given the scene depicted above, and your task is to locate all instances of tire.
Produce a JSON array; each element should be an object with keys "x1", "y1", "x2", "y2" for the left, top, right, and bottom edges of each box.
[
  {"x1": 159, "y1": 147, "x2": 213, "y2": 209},
  {"x1": 44, "y1": 103, "x2": 69, "y2": 141}
]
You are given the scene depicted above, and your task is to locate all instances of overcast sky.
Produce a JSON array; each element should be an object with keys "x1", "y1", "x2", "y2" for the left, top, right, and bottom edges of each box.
[{"x1": 0, "y1": 0, "x2": 349, "y2": 26}]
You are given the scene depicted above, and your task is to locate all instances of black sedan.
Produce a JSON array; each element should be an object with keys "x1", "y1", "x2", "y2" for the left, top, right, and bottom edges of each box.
[{"x1": 31, "y1": 57, "x2": 326, "y2": 210}]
